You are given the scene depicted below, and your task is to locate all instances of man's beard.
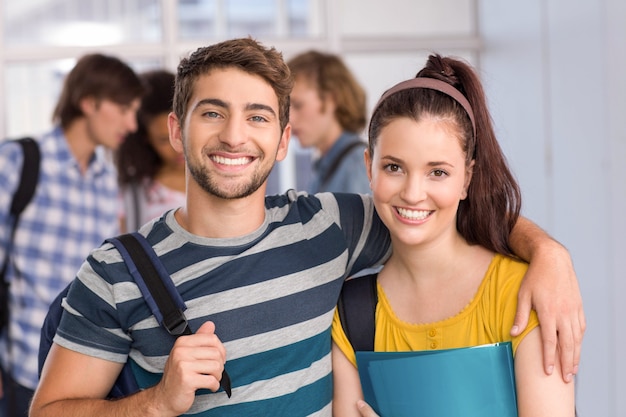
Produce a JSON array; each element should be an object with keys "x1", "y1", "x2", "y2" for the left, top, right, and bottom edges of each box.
[{"x1": 185, "y1": 148, "x2": 273, "y2": 200}]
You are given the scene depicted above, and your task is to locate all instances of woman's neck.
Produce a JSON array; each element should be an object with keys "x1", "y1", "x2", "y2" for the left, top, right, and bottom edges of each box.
[{"x1": 378, "y1": 235, "x2": 494, "y2": 324}]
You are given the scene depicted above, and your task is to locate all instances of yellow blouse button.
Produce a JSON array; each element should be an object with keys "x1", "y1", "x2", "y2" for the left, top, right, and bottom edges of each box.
[
  {"x1": 428, "y1": 329, "x2": 437, "y2": 337},
  {"x1": 430, "y1": 341, "x2": 438, "y2": 349}
]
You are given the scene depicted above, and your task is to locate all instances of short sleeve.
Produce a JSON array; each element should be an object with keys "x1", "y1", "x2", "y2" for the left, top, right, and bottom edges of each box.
[{"x1": 331, "y1": 307, "x2": 358, "y2": 367}]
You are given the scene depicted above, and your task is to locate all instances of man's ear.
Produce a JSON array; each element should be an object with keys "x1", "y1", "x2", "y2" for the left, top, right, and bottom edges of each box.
[
  {"x1": 168, "y1": 112, "x2": 184, "y2": 153},
  {"x1": 461, "y1": 159, "x2": 475, "y2": 200},
  {"x1": 321, "y1": 92, "x2": 337, "y2": 116},
  {"x1": 79, "y1": 96, "x2": 97, "y2": 116},
  {"x1": 275, "y1": 124, "x2": 292, "y2": 162}
]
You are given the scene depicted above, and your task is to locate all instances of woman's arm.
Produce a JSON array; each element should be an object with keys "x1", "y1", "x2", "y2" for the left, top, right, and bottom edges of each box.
[
  {"x1": 509, "y1": 216, "x2": 585, "y2": 382},
  {"x1": 332, "y1": 343, "x2": 368, "y2": 417},
  {"x1": 515, "y1": 328, "x2": 576, "y2": 416}
]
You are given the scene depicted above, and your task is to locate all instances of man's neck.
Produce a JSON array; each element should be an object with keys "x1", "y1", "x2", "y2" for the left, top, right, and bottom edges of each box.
[
  {"x1": 63, "y1": 120, "x2": 98, "y2": 174},
  {"x1": 176, "y1": 183, "x2": 268, "y2": 239},
  {"x1": 317, "y1": 121, "x2": 344, "y2": 155}
]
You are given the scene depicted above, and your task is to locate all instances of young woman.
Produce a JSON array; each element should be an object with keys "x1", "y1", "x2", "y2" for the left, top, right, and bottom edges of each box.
[
  {"x1": 331, "y1": 54, "x2": 576, "y2": 417},
  {"x1": 115, "y1": 69, "x2": 186, "y2": 232}
]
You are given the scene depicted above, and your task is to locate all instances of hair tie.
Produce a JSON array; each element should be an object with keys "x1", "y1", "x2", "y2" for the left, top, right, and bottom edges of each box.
[{"x1": 372, "y1": 77, "x2": 476, "y2": 138}]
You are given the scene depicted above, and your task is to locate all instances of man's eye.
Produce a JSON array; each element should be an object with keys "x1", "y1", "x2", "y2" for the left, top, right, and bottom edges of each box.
[{"x1": 250, "y1": 115, "x2": 268, "y2": 122}]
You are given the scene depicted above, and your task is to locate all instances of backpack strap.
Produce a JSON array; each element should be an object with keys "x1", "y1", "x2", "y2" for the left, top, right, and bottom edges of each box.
[
  {"x1": 337, "y1": 274, "x2": 378, "y2": 352},
  {"x1": 319, "y1": 141, "x2": 367, "y2": 190},
  {"x1": 2, "y1": 137, "x2": 40, "y2": 270},
  {"x1": 9, "y1": 138, "x2": 41, "y2": 219},
  {"x1": 107, "y1": 233, "x2": 190, "y2": 336},
  {"x1": 1, "y1": 137, "x2": 40, "y2": 328},
  {"x1": 106, "y1": 232, "x2": 232, "y2": 398}
]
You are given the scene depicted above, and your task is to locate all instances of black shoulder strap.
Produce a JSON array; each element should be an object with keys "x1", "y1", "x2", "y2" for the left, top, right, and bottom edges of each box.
[
  {"x1": 108, "y1": 233, "x2": 191, "y2": 337},
  {"x1": 319, "y1": 141, "x2": 367, "y2": 189},
  {"x1": 106, "y1": 232, "x2": 232, "y2": 397},
  {"x1": 10, "y1": 138, "x2": 41, "y2": 217},
  {"x1": 1, "y1": 137, "x2": 40, "y2": 279},
  {"x1": 337, "y1": 274, "x2": 378, "y2": 352}
]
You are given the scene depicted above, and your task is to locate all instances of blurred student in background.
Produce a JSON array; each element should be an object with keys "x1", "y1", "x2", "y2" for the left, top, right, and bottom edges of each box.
[
  {"x1": 288, "y1": 50, "x2": 370, "y2": 194},
  {"x1": 115, "y1": 69, "x2": 185, "y2": 232},
  {"x1": 0, "y1": 53, "x2": 143, "y2": 417}
]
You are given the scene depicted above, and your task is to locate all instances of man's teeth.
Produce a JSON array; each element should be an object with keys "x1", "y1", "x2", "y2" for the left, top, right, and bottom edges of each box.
[
  {"x1": 211, "y1": 155, "x2": 250, "y2": 165},
  {"x1": 397, "y1": 208, "x2": 430, "y2": 220}
]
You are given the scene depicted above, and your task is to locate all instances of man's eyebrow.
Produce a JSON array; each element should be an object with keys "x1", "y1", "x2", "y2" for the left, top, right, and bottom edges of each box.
[
  {"x1": 245, "y1": 103, "x2": 277, "y2": 117},
  {"x1": 194, "y1": 98, "x2": 228, "y2": 111},
  {"x1": 193, "y1": 99, "x2": 276, "y2": 118}
]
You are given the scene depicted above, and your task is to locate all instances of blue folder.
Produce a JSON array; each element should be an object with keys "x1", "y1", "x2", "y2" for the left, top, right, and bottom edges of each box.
[{"x1": 356, "y1": 342, "x2": 517, "y2": 417}]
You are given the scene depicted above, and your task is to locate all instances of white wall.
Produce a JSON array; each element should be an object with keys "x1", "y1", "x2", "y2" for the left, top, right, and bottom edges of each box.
[
  {"x1": 479, "y1": 1, "x2": 626, "y2": 415},
  {"x1": 607, "y1": 2, "x2": 626, "y2": 416},
  {"x1": 2, "y1": 0, "x2": 622, "y2": 413}
]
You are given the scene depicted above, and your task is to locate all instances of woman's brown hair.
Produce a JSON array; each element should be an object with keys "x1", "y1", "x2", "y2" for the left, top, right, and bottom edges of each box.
[{"x1": 368, "y1": 54, "x2": 521, "y2": 256}]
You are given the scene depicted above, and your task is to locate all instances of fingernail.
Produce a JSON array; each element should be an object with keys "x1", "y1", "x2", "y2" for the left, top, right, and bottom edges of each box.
[
  {"x1": 547, "y1": 365, "x2": 554, "y2": 375},
  {"x1": 566, "y1": 373, "x2": 573, "y2": 382},
  {"x1": 511, "y1": 325, "x2": 519, "y2": 334}
]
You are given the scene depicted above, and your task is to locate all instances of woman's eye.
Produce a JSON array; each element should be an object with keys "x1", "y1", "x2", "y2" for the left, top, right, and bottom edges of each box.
[
  {"x1": 384, "y1": 163, "x2": 401, "y2": 172},
  {"x1": 432, "y1": 169, "x2": 447, "y2": 177}
]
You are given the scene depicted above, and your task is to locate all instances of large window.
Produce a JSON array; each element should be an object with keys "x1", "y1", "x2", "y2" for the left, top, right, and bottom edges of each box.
[{"x1": 0, "y1": 0, "x2": 477, "y2": 193}]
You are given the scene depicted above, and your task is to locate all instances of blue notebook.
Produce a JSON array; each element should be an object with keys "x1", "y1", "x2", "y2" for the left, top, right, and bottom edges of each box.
[{"x1": 356, "y1": 342, "x2": 517, "y2": 417}]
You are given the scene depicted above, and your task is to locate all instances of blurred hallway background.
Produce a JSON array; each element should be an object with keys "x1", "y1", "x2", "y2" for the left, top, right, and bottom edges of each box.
[{"x1": 1, "y1": 1, "x2": 624, "y2": 415}]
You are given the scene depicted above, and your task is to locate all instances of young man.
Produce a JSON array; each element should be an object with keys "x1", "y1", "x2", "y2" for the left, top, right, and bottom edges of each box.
[
  {"x1": 31, "y1": 39, "x2": 584, "y2": 417},
  {"x1": 288, "y1": 51, "x2": 370, "y2": 194},
  {"x1": 0, "y1": 53, "x2": 143, "y2": 417}
]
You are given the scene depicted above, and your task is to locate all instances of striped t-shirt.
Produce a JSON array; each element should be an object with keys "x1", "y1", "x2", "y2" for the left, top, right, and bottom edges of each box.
[{"x1": 55, "y1": 190, "x2": 391, "y2": 416}]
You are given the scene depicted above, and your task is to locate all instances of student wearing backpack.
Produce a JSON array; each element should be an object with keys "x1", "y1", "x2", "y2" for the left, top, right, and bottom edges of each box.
[
  {"x1": 331, "y1": 55, "x2": 577, "y2": 416},
  {"x1": 31, "y1": 39, "x2": 583, "y2": 417},
  {"x1": 287, "y1": 50, "x2": 370, "y2": 194},
  {"x1": 0, "y1": 53, "x2": 143, "y2": 417}
]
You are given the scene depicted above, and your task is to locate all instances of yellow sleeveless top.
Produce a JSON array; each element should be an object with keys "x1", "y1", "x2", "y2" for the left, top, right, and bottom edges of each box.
[{"x1": 332, "y1": 254, "x2": 539, "y2": 366}]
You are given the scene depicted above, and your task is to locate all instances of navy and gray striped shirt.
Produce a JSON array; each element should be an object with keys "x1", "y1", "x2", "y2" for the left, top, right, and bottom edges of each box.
[{"x1": 55, "y1": 190, "x2": 390, "y2": 416}]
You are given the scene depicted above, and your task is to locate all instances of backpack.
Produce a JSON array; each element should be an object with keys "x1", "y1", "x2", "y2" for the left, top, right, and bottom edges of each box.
[
  {"x1": 0, "y1": 137, "x2": 40, "y2": 332},
  {"x1": 38, "y1": 232, "x2": 232, "y2": 398},
  {"x1": 336, "y1": 274, "x2": 378, "y2": 352}
]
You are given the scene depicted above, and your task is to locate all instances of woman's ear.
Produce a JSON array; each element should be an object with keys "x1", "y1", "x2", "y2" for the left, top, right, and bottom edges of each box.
[
  {"x1": 461, "y1": 159, "x2": 475, "y2": 199},
  {"x1": 364, "y1": 147, "x2": 373, "y2": 185}
]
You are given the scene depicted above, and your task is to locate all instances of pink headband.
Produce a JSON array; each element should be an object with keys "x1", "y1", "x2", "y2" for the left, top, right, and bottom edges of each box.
[{"x1": 372, "y1": 77, "x2": 476, "y2": 138}]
